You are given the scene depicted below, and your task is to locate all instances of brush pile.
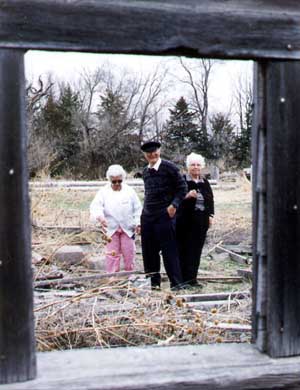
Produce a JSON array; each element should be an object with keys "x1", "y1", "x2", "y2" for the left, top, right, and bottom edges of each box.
[
  {"x1": 31, "y1": 176, "x2": 252, "y2": 351},
  {"x1": 34, "y1": 274, "x2": 251, "y2": 351}
]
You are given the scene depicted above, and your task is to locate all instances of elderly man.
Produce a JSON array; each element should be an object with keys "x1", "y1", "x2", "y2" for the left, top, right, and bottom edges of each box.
[{"x1": 140, "y1": 141, "x2": 187, "y2": 290}]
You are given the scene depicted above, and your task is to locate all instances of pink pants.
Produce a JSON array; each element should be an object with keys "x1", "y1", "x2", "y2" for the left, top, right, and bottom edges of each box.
[{"x1": 105, "y1": 228, "x2": 135, "y2": 272}]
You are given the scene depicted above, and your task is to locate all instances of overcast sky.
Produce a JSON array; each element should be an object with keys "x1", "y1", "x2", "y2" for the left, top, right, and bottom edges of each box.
[{"x1": 25, "y1": 50, "x2": 253, "y2": 116}]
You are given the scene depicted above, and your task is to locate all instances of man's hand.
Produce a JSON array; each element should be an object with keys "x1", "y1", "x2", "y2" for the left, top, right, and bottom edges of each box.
[
  {"x1": 135, "y1": 225, "x2": 141, "y2": 235},
  {"x1": 167, "y1": 204, "x2": 177, "y2": 218},
  {"x1": 209, "y1": 216, "x2": 214, "y2": 228}
]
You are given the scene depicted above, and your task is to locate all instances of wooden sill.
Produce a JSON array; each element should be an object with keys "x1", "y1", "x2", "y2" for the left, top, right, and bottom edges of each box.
[{"x1": 2, "y1": 343, "x2": 300, "y2": 389}]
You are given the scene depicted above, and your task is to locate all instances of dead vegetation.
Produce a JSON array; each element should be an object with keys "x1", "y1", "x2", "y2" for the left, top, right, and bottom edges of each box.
[{"x1": 30, "y1": 175, "x2": 252, "y2": 351}]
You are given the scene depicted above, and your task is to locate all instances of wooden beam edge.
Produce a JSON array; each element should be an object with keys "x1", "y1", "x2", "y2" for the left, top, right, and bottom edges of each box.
[
  {"x1": 1, "y1": 1, "x2": 300, "y2": 60},
  {"x1": 2, "y1": 344, "x2": 300, "y2": 389}
]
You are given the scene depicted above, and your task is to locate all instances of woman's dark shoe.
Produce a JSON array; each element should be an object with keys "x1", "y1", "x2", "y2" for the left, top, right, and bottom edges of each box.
[{"x1": 189, "y1": 280, "x2": 203, "y2": 288}]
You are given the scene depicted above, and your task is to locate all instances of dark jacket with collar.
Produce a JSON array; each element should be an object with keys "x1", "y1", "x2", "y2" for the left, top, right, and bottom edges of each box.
[
  {"x1": 177, "y1": 174, "x2": 214, "y2": 218},
  {"x1": 142, "y1": 159, "x2": 187, "y2": 218}
]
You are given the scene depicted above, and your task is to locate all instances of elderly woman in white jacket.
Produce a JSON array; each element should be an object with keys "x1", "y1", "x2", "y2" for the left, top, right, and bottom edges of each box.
[{"x1": 90, "y1": 164, "x2": 142, "y2": 273}]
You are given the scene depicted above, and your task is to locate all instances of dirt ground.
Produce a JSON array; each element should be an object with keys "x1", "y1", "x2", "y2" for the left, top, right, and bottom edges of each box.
[{"x1": 31, "y1": 174, "x2": 252, "y2": 351}]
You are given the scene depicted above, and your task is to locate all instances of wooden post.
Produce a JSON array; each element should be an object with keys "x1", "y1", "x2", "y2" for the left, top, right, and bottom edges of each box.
[
  {"x1": 0, "y1": 50, "x2": 36, "y2": 383},
  {"x1": 253, "y1": 61, "x2": 300, "y2": 357},
  {"x1": 267, "y1": 61, "x2": 300, "y2": 357},
  {"x1": 252, "y1": 62, "x2": 268, "y2": 351}
]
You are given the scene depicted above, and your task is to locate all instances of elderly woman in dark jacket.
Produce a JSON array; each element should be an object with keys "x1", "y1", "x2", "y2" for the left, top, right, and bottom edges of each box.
[{"x1": 176, "y1": 152, "x2": 214, "y2": 287}]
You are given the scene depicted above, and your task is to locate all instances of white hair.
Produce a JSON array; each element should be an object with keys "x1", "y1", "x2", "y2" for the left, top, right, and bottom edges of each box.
[
  {"x1": 106, "y1": 164, "x2": 126, "y2": 180},
  {"x1": 186, "y1": 152, "x2": 206, "y2": 168}
]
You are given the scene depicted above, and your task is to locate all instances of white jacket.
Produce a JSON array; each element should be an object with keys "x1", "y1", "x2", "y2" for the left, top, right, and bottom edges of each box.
[{"x1": 90, "y1": 183, "x2": 142, "y2": 238}]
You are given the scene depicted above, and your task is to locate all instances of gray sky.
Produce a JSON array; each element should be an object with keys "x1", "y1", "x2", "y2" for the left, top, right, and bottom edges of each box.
[{"x1": 25, "y1": 50, "x2": 253, "y2": 116}]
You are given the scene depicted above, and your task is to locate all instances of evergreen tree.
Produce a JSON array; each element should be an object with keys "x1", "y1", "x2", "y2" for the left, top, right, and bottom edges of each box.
[
  {"x1": 94, "y1": 88, "x2": 139, "y2": 174},
  {"x1": 209, "y1": 112, "x2": 235, "y2": 167},
  {"x1": 42, "y1": 84, "x2": 82, "y2": 176},
  {"x1": 164, "y1": 97, "x2": 198, "y2": 163},
  {"x1": 190, "y1": 125, "x2": 210, "y2": 160},
  {"x1": 98, "y1": 89, "x2": 128, "y2": 131}
]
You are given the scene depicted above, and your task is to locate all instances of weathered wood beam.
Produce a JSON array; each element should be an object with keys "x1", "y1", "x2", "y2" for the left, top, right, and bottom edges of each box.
[
  {"x1": 252, "y1": 62, "x2": 268, "y2": 351},
  {"x1": 265, "y1": 61, "x2": 300, "y2": 357},
  {"x1": 2, "y1": 344, "x2": 300, "y2": 389},
  {"x1": 253, "y1": 61, "x2": 300, "y2": 358},
  {"x1": 0, "y1": 1, "x2": 300, "y2": 59},
  {"x1": 0, "y1": 50, "x2": 36, "y2": 383}
]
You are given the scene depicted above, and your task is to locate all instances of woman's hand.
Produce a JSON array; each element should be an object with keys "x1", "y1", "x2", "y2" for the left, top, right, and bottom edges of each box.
[
  {"x1": 186, "y1": 189, "x2": 197, "y2": 199},
  {"x1": 97, "y1": 216, "x2": 108, "y2": 231},
  {"x1": 209, "y1": 216, "x2": 214, "y2": 228}
]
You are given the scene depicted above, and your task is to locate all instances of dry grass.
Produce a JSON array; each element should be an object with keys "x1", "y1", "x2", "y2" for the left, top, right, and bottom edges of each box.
[
  {"x1": 30, "y1": 175, "x2": 252, "y2": 351},
  {"x1": 34, "y1": 279, "x2": 251, "y2": 351},
  {"x1": 209, "y1": 174, "x2": 251, "y2": 245}
]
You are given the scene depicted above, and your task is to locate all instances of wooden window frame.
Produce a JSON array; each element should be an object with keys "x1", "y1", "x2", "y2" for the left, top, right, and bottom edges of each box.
[{"x1": 0, "y1": 1, "x2": 300, "y2": 388}]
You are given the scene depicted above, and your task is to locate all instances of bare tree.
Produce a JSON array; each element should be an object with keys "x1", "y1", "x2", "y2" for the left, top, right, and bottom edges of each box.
[
  {"x1": 76, "y1": 66, "x2": 109, "y2": 150},
  {"x1": 101, "y1": 63, "x2": 170, "y2": 143},
  {"x1": 77, "y1": 62, "x2": 169, "y2": 143},
  {"x1": 27, "y1": 61, "x2": 171, "y2": 177},
  {"x1": 26, "y1": 75, "x2": 55, "y2": 177},
  {"x1": 177, "y1": 58, "x2": 216, "y2": 137},
  {"x1": 26, "y1": 76, "x2": 54, "y2": 114},
  {"x1": 231, "y1": 70, "x2": 253, "y2": 168},
  {"x1": 234, "y1": 72, "x2": 253, "y2": 134},
  {"x1": 134, "y1": 65, "x2": 170, "y2": 142}
]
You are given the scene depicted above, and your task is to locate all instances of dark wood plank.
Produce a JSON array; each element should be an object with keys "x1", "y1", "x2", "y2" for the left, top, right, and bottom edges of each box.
[
  {"x1": 266, "y1": 61, "x2": 300, "y2": 357},
  {"x1": 251, "y1": 62, "x2": 260, "y2": 345},
  {"x1": 252, "y1": 62, "x2": 268, "y2": 351},
  {"x1": 2, "y1": 344, "x2": 300, "y2": 389},
  {"x1": 0, "y1": 1, "x2": 300, "y2": 59},
  {"x1": 0, "y1": 49, "x2": 36, "y2": 384}
]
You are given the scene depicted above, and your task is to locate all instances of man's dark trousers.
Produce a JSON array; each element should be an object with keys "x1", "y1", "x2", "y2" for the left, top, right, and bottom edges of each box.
[{"x1": 141, "y1": 212, "x2": 183, "y2": 288}]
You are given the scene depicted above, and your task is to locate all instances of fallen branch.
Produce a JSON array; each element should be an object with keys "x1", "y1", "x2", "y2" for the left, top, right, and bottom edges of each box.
[
  {"x1": 206, "y1": 322, "x2": 251, "y2": 332},
  {"x1": 179, "y1": 291, "x2": 250, "y2": 302},
  {"x1": 161, "y1": 275, "x2": 243, "y2": 283},
  {"x1": 206, "y1": 240, "x2": 223, "y2": 255},
  {"x1": 197, "y1": 276, "x2": 243, "y2": 283},
  {"x1": 186, "y1": 300, "x2": 239, "y2": 310},
  {"x1": 215, "y1": 245, "x2": 250, "y2": 265},
  {"x1": 35, "y1": 272, "x2": 64, "y2": 282},
  {"x1": 32, "y1": 223, "x2": 112, "y2": 243},
  {"x1": 32, "y1": 223, "x2": 86, "y2": 234},
  {"x1": 34, "y1": 270, "x2": 144, "y2": 288}
]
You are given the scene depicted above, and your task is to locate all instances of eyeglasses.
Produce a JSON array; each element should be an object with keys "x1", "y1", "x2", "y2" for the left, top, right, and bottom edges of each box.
[{"x1": 111, "y1": 180, "x2": 123, "y2": 184}]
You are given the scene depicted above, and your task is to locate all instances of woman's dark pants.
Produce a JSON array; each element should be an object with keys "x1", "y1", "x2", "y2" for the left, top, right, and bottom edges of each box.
[{"x1": 176, "y1": 211, "x2": 208, "y2": 285}]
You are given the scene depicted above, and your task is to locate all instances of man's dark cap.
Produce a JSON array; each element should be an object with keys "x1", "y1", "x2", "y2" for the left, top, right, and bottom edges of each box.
[{"x1": 141, "y1": 141, "x2": 161, "y2": 153}]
